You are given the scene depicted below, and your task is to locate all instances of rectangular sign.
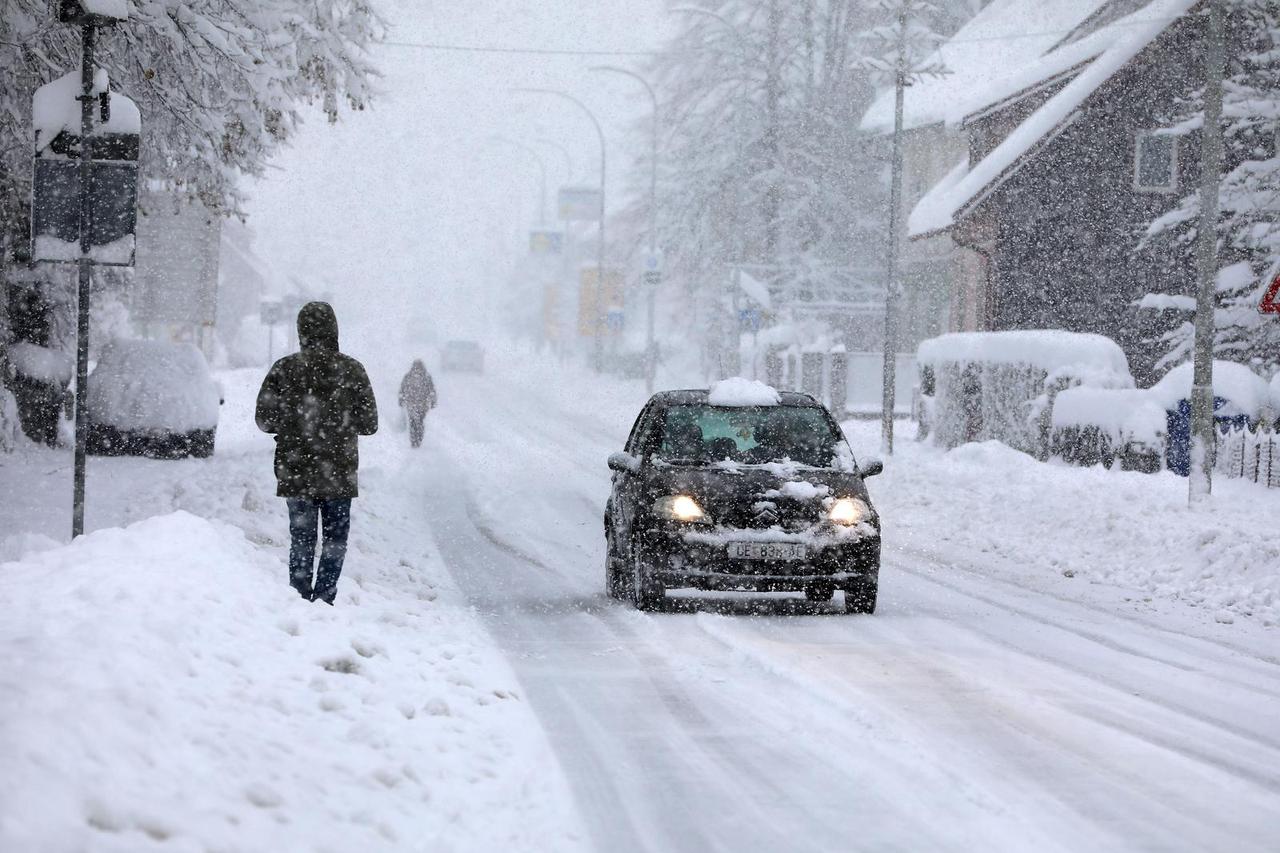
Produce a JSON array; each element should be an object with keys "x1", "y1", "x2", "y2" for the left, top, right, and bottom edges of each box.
[
  {"x1": 530, "y1": 230, "x2": 563, "y2": 255},
  {"x1": 578, "y1": 267, "x2": 624, "y2": 337},
  {"x1": 31, "y1": 159, "x2": 138, "y2": 265},
  {"x1": 558, "y1": 186, "x2": 602, "y2": 222}
]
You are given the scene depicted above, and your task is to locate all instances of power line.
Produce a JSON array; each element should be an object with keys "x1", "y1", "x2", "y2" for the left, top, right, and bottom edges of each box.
[
  {"x1": 382, "y1": 40, "x2": 676, "y2": 57},
  {"x1": 381, "y1": 15, "x2": 1190, "y2": 59}
]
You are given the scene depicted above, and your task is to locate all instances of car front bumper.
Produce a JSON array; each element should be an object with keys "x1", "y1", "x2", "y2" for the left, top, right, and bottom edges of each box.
[{"x1": 643, "y1": 527, "x2": 880, "y2": 592}]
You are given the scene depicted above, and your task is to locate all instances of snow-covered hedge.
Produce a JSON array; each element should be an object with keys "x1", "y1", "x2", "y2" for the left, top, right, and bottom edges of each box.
[
  {"x1": 916, "y1": 331, "x2": 1133, "y2": 456},
  {"x1": 1049, "y1": 387, "x2": 1167, "y2": 470},
  {"x1": 1048, "y1": 360, "x2": 1277, "y2": 474},
  {"x1": 87, "y1": 340, "x2": 220, "y2": 432}
]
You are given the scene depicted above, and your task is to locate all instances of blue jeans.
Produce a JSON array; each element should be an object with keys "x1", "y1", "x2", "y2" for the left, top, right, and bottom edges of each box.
[{"x1": 286, "y1": 498, "x2": 352, "y2": 604}]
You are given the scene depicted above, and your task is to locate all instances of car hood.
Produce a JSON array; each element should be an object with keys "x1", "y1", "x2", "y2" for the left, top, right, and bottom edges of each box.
[{"x1": 649, "y1": 462, "x2": 875, "y2": 521}]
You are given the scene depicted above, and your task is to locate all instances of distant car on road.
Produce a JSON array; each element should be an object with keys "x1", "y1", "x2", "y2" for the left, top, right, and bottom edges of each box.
[
  {"x1": 86, "y1": 340, "x2": 221, "y2": 459},
  {"x1": 441, "y1": 340, "x2": 484, "y2": 373},
  {"x1": 604, "y1": 384, "x2": 882, "y2": 613}
]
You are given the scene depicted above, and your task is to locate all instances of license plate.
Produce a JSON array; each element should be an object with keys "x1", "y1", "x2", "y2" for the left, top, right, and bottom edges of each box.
[{"x1": 727, "y1": 542, "x2": 807, "y2": 561}]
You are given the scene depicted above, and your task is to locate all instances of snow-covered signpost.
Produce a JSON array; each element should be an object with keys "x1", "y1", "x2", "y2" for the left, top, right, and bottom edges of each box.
[{"x1": 32, "y1": 0, "x2": 137, "y2": 538}]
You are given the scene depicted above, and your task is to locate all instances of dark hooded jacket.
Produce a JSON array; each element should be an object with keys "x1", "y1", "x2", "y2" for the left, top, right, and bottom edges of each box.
[
  {"x1": 398, "y1": 360, "x2": 436, "y2": 419},
  {"x1": 255, "y1": 302, "x2": 378, "y2": 498}
]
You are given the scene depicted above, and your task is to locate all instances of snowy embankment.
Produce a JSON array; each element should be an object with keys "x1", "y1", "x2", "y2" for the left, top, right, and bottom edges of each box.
[
  {"x1": 850, "y1": 421, "x2": 1280, "y2": 628},
  {"x1": 0, "y1": 368, "x2": 585, "y2": 852}
]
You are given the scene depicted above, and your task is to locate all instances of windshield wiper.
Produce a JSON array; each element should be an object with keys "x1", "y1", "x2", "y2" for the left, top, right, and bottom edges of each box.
[{"x1": 660, "y1": 457, "x2": 713, "y2": 467}]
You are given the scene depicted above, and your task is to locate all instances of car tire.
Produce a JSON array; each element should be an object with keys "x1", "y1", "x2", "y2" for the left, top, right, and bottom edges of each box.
[
  {"x1": 843, "y1": 578, "x2": 878, "y2": 614},
  {"x1": 804, "y1": 582, "x2": 835, "y2": 603},
  {"x1": 631, "y1": 553, "x2": 664, "y2": 612}
]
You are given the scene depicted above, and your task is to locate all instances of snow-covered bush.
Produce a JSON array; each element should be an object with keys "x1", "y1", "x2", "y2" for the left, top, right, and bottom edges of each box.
[
  {"x1": 1148, "y1": 360, "x2": 1272, "y2": 420},
  {"x1": 7, "y1": 342, "x2": 73, "y2": 386},
  {"x1": 87, "y1": 340, "x2": 219, "y2": 433},
  {"x1": 1049, "y1": 387, "x2": 1168, "y2": 471},
  {"x1": 917, "y1": 330, "x2": 1133, "y2": 456}
]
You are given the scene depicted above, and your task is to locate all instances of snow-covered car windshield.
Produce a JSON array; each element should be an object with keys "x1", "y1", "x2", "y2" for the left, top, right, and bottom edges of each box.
[{"x1": 657, "y1": 405, "x2": 841, "y2": 468}]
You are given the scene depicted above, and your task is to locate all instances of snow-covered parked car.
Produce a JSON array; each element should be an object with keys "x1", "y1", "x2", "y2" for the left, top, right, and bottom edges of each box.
[
  {"x1": 86, "y1": 340, "x2": 221, "y2": 459},
  {"x1": 604, "y1": 380, "x2": 883, "y2": 614}
]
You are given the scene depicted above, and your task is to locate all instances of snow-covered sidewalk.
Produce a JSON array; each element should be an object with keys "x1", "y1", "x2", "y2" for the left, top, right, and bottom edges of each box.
[{"x1": 0, "y1": 369, "x2": 585, "y2": 852}]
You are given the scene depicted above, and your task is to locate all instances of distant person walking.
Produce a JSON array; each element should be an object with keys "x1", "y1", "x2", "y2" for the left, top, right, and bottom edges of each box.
[
  {"x1": 255, "y1": 302, "x2": 378, "y2": 604},
  {"x1": 398, "y1": 359, "x2": 436, "y2": 448}
]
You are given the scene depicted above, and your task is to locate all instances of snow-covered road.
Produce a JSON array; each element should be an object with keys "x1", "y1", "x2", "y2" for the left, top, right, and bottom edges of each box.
[
  {"x1": 425, "y1": 358, "x2": 1280, "y2": 853},
  {"x1": 4, "y1": 353, "x2": 1278, "y2": 851}
]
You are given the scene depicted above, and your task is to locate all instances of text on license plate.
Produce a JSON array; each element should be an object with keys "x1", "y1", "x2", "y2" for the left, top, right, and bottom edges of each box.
[{"x1": 727, "y1": 542, "x2": 807, "y2": 561}]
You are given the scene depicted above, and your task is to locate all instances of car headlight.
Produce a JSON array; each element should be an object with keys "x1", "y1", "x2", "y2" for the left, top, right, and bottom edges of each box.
[
  {"x1": 828, "y1": 497, "x2": 869, "y2": 526},
  {"x1": 653, "y1": 495, "x2": 709, "y2": 523}
]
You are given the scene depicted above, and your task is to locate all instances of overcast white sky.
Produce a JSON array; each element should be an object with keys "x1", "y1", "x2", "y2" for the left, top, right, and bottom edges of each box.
[{"x1": 246, "y1": 0, "x2": 670, "y2": 360}]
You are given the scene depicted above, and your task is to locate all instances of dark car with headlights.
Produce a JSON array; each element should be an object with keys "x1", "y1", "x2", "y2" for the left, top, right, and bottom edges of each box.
[{"x1": 604, "y1": 389, "x2": 882, "y2": 613}]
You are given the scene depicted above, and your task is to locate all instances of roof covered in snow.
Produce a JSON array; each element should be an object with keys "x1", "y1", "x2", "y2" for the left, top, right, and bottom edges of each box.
[
  {"x1": 860, "y1": 0, "x2": 1112, "y2": 134},
  {"x1": 905, "y1": 0, "x2": 1199, "y2": 238}
]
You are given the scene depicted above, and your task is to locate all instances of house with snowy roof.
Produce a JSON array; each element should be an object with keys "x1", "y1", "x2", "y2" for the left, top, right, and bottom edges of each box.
[{"x1": 862, "y1": 0, "x2": 1231, "y2": 385}]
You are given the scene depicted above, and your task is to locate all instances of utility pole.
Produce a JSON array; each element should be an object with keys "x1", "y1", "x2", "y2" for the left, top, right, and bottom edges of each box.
[
  {"x1": 592, "y1": 66, "x2": 660, "y2": 394},
  {"x1": 880, "y1": 4, "x2": 908, "y2": 456},
  {"x1": 1189, "y1": 0, "x2": 1226, "y2": 505},
  {"x1": 71, "y1": 20, "x2": 97, "y2": 538}
]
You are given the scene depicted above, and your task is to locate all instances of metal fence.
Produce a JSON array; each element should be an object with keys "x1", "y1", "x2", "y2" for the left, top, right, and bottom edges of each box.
[{"x1": 1215, "y1": 426, "x2": 1280, "y2": 488}]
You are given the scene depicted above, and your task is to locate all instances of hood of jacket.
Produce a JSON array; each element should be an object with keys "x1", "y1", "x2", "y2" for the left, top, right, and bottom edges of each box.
[{"x1": 298, "y1": 301, "x2": 339, "y2": 352}]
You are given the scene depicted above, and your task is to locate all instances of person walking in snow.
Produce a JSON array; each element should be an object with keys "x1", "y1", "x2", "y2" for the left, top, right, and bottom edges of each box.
[
  {"x1": 398, "y1": 359, "x2": 436, "y2": 448},
  {"x1": 255, "y1": 302, "x2": 378, "y2": 604}
]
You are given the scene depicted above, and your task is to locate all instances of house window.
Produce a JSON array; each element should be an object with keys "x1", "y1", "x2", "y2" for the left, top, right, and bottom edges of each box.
[{"x1": 1135, "y1": 131, "x2": 1178, "y2": 192}]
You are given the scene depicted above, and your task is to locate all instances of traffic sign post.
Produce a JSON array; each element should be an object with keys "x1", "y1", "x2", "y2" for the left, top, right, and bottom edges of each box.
[
  {"x1": 32, "y1": 3, "x2": 137, "y2": 539},
  {"x1": 641, "y1": 250, "x2": 664, "y2": 286},
  {"x1": 1259, "y1": 272, "x2": 1280, "y2": 315}
]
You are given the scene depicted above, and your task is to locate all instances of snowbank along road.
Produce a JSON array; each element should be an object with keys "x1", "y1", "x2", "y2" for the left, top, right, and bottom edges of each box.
[{"x1": 3, "y1": 352, "x2": 1279, "y2": 852}]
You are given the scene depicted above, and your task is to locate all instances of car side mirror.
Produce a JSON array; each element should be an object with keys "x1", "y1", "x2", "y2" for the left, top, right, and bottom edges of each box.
[
  {"x1": 858, "y1": 458, "x2": 884, "y2": 479},
  {"x1": 608, "y1": 452, "x2": 640, "y2": 474}
]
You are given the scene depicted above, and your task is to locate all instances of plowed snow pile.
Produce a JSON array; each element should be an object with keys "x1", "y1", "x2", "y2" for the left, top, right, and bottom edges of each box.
[
  {"x1": 0, "y1": 370, "x2": 584, "y2": 853},
  {"x1": 849, "y1": 423, "x2": 1280, "y2": 627}
]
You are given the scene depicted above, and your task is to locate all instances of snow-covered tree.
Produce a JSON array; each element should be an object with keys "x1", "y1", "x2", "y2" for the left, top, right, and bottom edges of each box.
[
  {"x1": 0, "y1": 0, "x2": 385, "y2": 238},
  {"x1": 642, "y1": 0, "x2": 889, "y2": 368},
  {"x1": 1143, "y1": 0, "x2": 1280, "y2": 374}
]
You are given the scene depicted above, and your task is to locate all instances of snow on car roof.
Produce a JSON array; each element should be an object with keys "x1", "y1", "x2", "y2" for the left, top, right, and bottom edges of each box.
[{"x1": 707, "y1": 378, "x2": 782, "y2": 407}]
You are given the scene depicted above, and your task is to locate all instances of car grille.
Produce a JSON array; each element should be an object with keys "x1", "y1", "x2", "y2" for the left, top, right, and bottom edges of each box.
[{"x1": 721, "y1": 500, "x2": 820, "y2": 531}]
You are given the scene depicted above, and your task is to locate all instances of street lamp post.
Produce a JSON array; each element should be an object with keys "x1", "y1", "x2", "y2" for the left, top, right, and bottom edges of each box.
[
  {"x1": 515, "y1": 88, "x2": 608, "y2": 372},
  {"x1": 591, "y1": 65, "x2": 660, "y2": 394}
]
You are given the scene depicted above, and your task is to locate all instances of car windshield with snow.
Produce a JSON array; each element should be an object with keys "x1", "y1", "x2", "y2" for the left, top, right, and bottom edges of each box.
[{"x1": 605, "y1": 383, "x2": 882, "y2": 613}]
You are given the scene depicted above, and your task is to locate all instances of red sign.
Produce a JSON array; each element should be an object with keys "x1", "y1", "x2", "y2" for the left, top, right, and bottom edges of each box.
[{"x1": 1261, "y1": 273, "x2": 1280, "y2": 315}]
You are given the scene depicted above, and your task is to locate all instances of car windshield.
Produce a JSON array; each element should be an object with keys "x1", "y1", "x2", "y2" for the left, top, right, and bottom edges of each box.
[{"x1": 656, "y1": 404, "x2": 843, "y2": 468}]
